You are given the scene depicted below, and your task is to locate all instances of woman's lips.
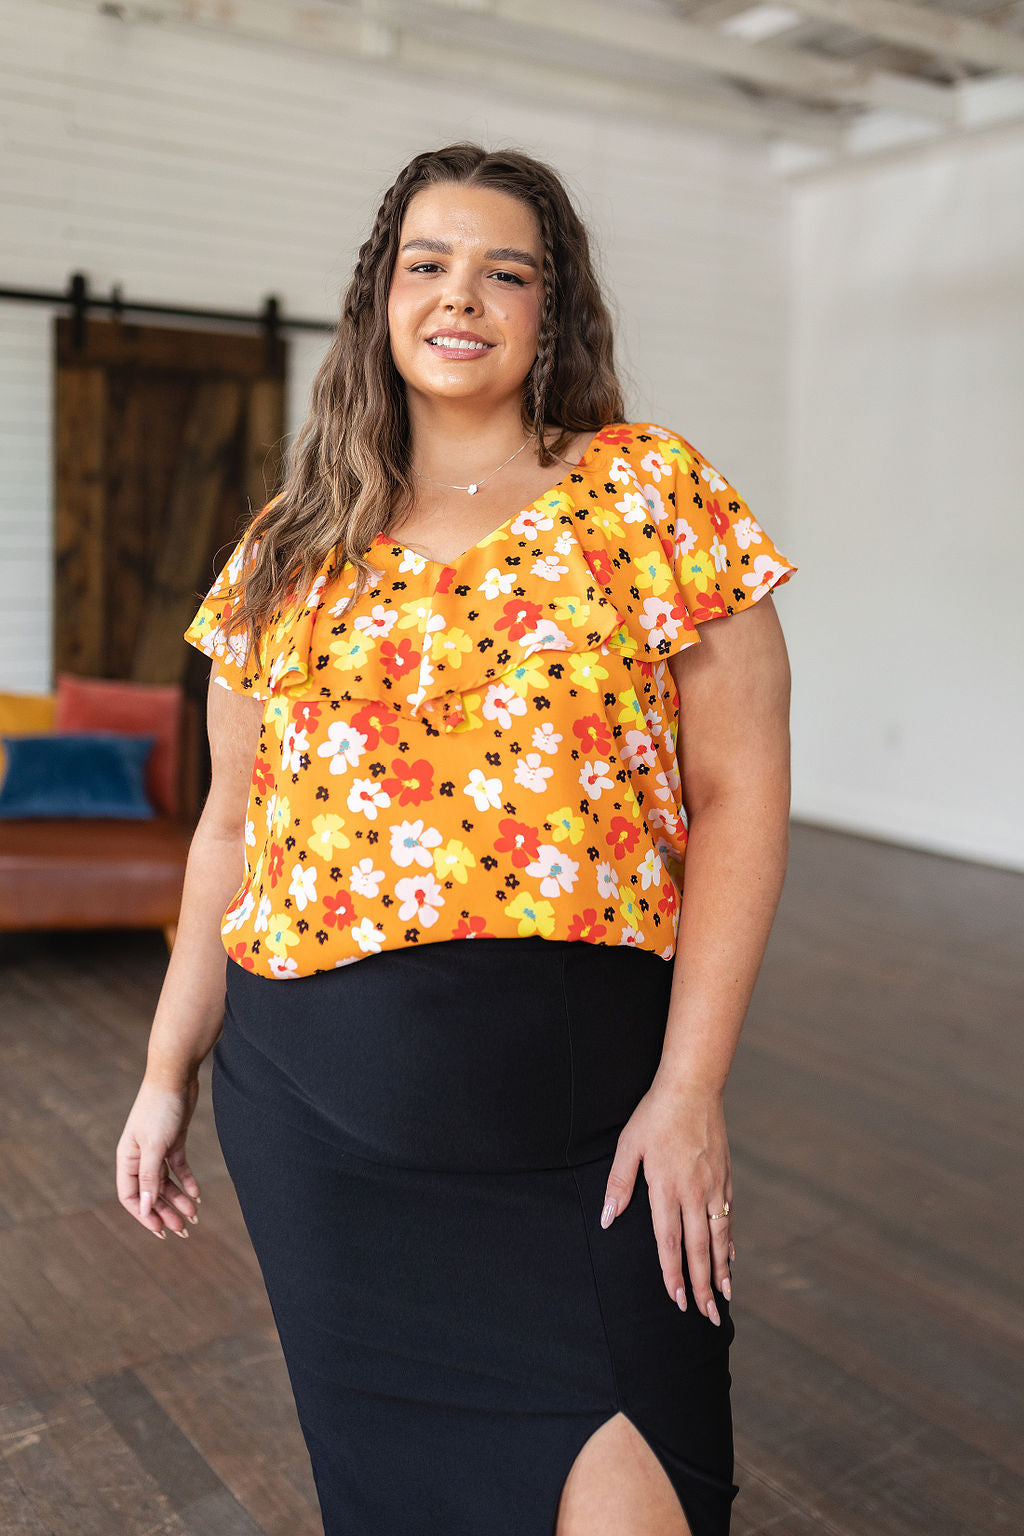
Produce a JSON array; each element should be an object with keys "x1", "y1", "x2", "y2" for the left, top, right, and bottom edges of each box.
[{"x1": 424, "y1": 339, "x2": 495, "y2": 360}]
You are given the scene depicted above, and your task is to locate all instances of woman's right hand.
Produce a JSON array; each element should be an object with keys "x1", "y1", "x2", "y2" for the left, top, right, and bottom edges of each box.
[{"x1": 116, "y1": 1077, "x2": 203, "y2": 1240}]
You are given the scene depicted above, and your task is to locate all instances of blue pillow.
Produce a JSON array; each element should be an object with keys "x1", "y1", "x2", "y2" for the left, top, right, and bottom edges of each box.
[{"x1": 0, "y1": 732, "x2": 158, "y2": 819}]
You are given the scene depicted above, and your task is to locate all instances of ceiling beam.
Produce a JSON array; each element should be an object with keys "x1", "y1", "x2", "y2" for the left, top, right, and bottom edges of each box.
[{"x1": 770, "y1": 0, "x2": 1024, "y2": 76}]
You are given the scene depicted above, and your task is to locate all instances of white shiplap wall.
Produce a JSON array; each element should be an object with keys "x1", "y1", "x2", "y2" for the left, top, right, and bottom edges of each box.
[{"x1": 0, "y1": 0, "x2": 789, "y2": 694}]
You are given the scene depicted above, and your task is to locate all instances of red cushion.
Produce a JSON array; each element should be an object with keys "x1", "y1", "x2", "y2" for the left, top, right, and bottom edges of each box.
[{"x1": 54, "y1": 674, "x2": 183, "y2": 817}]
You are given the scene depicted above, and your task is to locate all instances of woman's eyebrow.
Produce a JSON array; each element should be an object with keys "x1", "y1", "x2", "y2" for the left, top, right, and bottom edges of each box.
[{"x1": 400, "y1": 237, "x2": 538, "y2": 270}]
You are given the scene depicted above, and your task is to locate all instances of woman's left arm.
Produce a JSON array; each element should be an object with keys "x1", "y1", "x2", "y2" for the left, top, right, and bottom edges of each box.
[{"x1": 599, "y1": 592, "x2": 793, "y2": 1325}]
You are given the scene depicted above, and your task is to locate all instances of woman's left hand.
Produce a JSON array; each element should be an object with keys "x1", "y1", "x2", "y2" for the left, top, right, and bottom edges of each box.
[{"x1": 599, "y1": 1074, "x2": 733, "y2": 1325}]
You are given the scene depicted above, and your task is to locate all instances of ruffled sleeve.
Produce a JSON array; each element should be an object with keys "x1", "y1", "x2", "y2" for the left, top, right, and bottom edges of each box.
[
  {"x1": 577, "y1": 423, "x2": 797, "y2": 662},
  {"x1": 183, "y1": 497, "x2": 285, "y2": 700}
]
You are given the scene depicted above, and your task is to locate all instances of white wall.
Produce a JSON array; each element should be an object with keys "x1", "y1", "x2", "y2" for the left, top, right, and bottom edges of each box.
[
  {"x1": 785, "y1": 131, "x2": 1024, "y2": 871},
  {"x1": 0, "y1": 0, "x2": 788, "y2": 692}
]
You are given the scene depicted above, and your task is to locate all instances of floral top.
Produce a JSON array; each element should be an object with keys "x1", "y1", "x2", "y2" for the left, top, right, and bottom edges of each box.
[{"x1": 183, "y1": 421, "x2": 796, "y2": 979}]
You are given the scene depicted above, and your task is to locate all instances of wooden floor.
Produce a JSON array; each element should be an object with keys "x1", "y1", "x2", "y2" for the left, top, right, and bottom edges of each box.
[{"x1": 1, "y1": 822, "x2": 1021, "y2": 1535}]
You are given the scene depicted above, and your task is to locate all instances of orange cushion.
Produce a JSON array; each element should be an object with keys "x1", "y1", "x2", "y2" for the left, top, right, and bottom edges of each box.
[
  {"x1": 54, "y1": 674, "x2": 183, "y2": 817},
  {"x1": 0, "y1": 690, "x2": 55, "y2": 783}
]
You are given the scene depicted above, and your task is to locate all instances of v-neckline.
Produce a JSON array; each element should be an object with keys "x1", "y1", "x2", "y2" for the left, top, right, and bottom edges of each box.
[{"x1": 378, "y1": 424, "x2": 610, "y2": 570}]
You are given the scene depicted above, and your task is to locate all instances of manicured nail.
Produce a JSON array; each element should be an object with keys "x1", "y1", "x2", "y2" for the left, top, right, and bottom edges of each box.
[
  {"x1": 722, "y1": 1276, "x2": 731, "y2": 1301},
  {"x1": 154, "y1": 1229, "x2": 166, "y2": 1239},
  {"x1": 188, "y1": 1214, "x2": 199, "y2": 1225},
  {"x1": 175, "y1": 1227, "x2": 189, "y2": 1239},
  {"x1": 675, "y1": 1286, "x2": 687, "y2": 1311},
  {"x1": 194, "y1": 1196, "x2": 201, "y2": 1205},
  {"x1": 600, "y1": 1199, "x2": 616, "y2": 1229},
  {"x1": 707, "y1": 1300, "x2": 720, "y2": 1326}
]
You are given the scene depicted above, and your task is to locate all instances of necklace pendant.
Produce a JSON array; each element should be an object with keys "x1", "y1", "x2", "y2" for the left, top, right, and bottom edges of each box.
[{"x1": 467, "y1": 482, "x2": 478, "y2": 495}]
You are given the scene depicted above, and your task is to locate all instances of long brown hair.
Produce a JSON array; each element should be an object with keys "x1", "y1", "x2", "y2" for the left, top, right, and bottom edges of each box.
[{"x1": 221, "y1": 142, "x2": 627, "y2": 668}]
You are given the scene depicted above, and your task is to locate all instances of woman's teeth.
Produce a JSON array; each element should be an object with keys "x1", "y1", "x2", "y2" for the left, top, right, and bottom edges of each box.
[{"x1": 428, "y1": 338, "x2": 491, "y2": 350}]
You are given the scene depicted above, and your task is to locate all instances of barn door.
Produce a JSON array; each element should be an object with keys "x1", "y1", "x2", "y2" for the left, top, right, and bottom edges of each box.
[{"x1": 54, "y1": 315, "x2": 286, "y2": 686}]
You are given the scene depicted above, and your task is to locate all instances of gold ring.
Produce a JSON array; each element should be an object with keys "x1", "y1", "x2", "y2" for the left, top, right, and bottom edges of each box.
[{"x1": 708, "y1": 1200, "x2": 731, "y2": 1221}]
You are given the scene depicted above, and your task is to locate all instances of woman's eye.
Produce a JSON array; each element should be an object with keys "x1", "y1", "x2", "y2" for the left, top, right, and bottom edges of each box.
[{"x1": 409, "y1": 264, "x2": 524, "y2": 286}]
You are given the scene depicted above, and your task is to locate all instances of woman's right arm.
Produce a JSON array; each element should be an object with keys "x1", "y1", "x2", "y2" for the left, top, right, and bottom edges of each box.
[{"x1": 115, "y1": 665, "x2": 263, "y2": 1239}]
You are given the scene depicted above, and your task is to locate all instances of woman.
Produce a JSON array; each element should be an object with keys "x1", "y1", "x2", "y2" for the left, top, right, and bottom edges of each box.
[{"x1": 116, "y1": 143, "x2": 796, "y2": 1536}]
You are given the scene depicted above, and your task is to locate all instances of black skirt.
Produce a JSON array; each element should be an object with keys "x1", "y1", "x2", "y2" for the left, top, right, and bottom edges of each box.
[{"x1": 212, "y1": 936, "x2": 738, "y2": 1535}]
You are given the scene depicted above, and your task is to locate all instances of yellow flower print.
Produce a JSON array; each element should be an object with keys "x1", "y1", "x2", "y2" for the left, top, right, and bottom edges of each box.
[
  {"x1": 619, "y1": 890, "x2": 642, "y2": 929},
  {"x1": 604, "y1": 622, "x2": 638, "y2": 661},
  {"x1": 451, "y1": 691, "x2": 484, "y2": 733},
  {"x1": 655, "y1": 435, "x2": 693, "y2": 472},
  {"x1": 433, "y1": 838, "x2": 476, "y2": 884},
  {"x1": 503, "y1": 653, "x2": 549, "y2": 698},
  {"x1": 588, "y1": 505, "x2": 625, "y2": 540},
  {"x1": 264, "y1": 911, "x2": 299, "y2": 957},
  {"x1": 616, "y1": 687, "x2": 645, "y2": 730},
  {"x1": 265, "y1": 697, "x2": 289, "y2": 740},
  {"x1": 431, "y1": 626, "x2": 473, "y2": 668},
  {"x1": 547, "y1": 806, "x2": 585, "y2": 844},
  {"x1": 330, "y1": 633, "x2": 376, "y2": 672},
  {"x1": 271, "y1": 794, "x2": 291, "y2": 836},
  {"x1": 551, "y1": 594, "x2": 594, "y2": 630},
  {"x1": 505, "y1": 890, "x2": 556, "y2": 937},
  {"x1": 396, "y1": 596, "x2": 436, "y2": 630},
  {"x1": 567, "y1": 653, "x2": 608, "y2": 693},
  {"x1": 679, "y1": 548, "x2": 714, "y2": 593},
  {"x1": 308, "y1": 814, "x2": 351, "y2": 859},
  {"x1": 632, "y1": 550, "x2": 673, "y2": 596}
]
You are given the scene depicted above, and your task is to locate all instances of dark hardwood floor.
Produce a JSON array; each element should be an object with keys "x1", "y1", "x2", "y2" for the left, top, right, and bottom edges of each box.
[{"x1": 1, "y1": 822, "x2": 1021, "y2": 1535}]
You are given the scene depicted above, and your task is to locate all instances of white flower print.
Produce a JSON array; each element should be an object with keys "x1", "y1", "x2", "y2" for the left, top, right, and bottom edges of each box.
[
  {"x1": 482, "y1": 682, "x2": 527, "y2": 730},
  {"x1": 350, "y1": 857, "x2": 386, "y2": 897},
  {"x1": 317, "y1": 721, "x2": 368, "y2": 775},
  {"x1": 395, "y1": 873, "x2": 444, "y2": 926},
  {"x1": 351, "y1": 917, "x2": 386, "y2": 954},
  {"x1": 353, "y1": 603, "x2": 399, "y2": 639},
  {"x1": 674, "y1": 518, "x2": 698, "y2": 558},
  {"x1": 521, "y1": 620, "x2": 571, "y2": 653},
  {"x1": 464, "y1": 768, "x2": 503, "y2": 812},
  {"x1": 288, "y1": 861, "x2": 318, "y2": 911},
  {"x1": 281, "y1": 720, "x2": 309, "y2": 775},
  {"x1": 700, "y1": 461, "x2": 728, "y2": 493},
  {"x1": 253, "y1": 891, "x2": 272, "y2": 933},
  {"x1": 264, "y1": 792, "x2": 277, "y2": 835},
  {"x1": 479, "y1": 566, "x2": 518, "y2": 600},
  {"x1": 347, "y1": 778, "x2": 391, "y2": 820},
  {"x1": 223, "y1": 886, "x2": 255, "y2": 933},
  {"x1": 268, "y1": 955, "x2": 300, "y2": 978},
  {"x1": 514, "y1": 754, "x2": 554, "y2": 793},
  {"x1": 621, "y1": 729, "x2": 659, "y2": 773},
  {"x1": 398, "y1": 548, "x2": 429, "y2": 576},
  {"x1": 639, "y1": 449, "x2": 673, "y2": 484},
  {"x1": 524, "y1": 844, "x2": 579, "y2": 897},
  {"x1": 304, "y1": 572, "x2": 328, "y2": 609},
  {"x1": 244, "y1": 816, "x2": 256, "y2": 847},
  {"x1": 639, "y1": 596, "x2": 687, "y2": 651},
  {"x1": 619, "y1": 928, "x2": 644, "y2": 949},
  {"x1": 389, "y1": 819, "x2": 442, "y2": 869},
  {"x1": 607, "y1": 454, "x2": 635, "y2": 485},
  {"x1": 510, "y1": 509, "x2": 555, "y2": 539},
  {"x1": 731, "y1": 516, "x2": 763, "y2": 552},
  {"x1": 532, "y1": 722, "x2": 562, "y2": 755},
  {"x1": 531, "y1": 554, "x2": 569, "y2": 583},
  {"x1": 553, "y1": 529, "x2": 576, "y2": 556},
  {"x1": 618, "y1": 489, "x2": 650, "y2": 524},
  {"x1": 710, "y1": 533, "x2": 729, "y2": 573},
  {"x1": 742, "y1": 554, "x2": 787, "y2": 601},
  {"x1": 596, "y1": 862, "x2": 620, "y2": 899},
  {"x1": 579, "y1": 760, "x2": 615, "y2": 798},
  {"x1": 651, "y1": 767, "x2": 678, "y2": 803},
  {"x1": 636, "y1": 849, "x2": 664, "y2": 891}
]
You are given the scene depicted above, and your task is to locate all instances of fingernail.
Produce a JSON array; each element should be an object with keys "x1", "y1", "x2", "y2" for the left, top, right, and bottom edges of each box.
[
  {"x1": 175, "y1": 1227, "x2": 189, "y2": 1239},
  {"x1": 188, "y1": 1214, "x2": 199, "y2": 1225},
  {"x1": 707, "y1": 1300, "x2": 720, "y2": 1326},
  {"x1": 729, "y1": 1241, "x2": 735, "y2": 1260},
  {"x1": 722, "y1": 1276, "x2": 731, "y2": 1301},
  {"x1": 195, "y1": 1196, "x2": 201, "y2": 1205},
  {"x1": 600, "y1": 1199, "x2": 616, "y2": 1229},
  {"x1": 675, "y1": 1286, "x2": 687, "y2": 1311},
  {"x1": 154, "y1": 1229, "x2": 166, "y2": 1239}
]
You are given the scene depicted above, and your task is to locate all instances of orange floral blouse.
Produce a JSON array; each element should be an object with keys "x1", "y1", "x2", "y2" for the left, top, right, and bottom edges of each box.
[{"x1": 183, "y1": 421, "x2": 796, "y2": 979}]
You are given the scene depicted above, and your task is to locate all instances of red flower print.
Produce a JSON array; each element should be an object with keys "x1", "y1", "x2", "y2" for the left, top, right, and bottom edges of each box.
[
  {"x1": 451, "y1": 915, "x2": 493, "y2": 939},
  {"x1": 573, "y1": 713, "x2": 613, "y2": 756},
  {"x1": 567, "y1": 909, "x2": 608, "y2": 942},
  {"x1": 495, "y1": 598, "x2": 543, "y2": 642},
  {"x1": 268, "y1": 843, "x2": 284, "y2": 886},
  {"x1": 582, "y1": 546, "x2": 613, "y2": 586},
  {"x1": 605, "y1": 817, "x2": 642, "y2": 859},
  {"x1": 493, "y1": 818, "x2": 542, "y2": 868},
  {"x1": 435, "y1": 564, "x2": 456, "y2": 594},
  {"x1": 690, "y1": 591, "x2": 727, "y2": 623},
  {"x1": 657, "y1": 879, "x2": 678, "y2": 917},
  {"x1": 706, "y1": 497, "x2": 730, "y2": 537},
  {"x1": 323, "y1": 889, "x2": 355, "y2": 928},
  {"x1": 227, "y1": 941, "x2": 255, "y2": 970},
  {"x1": 293, "y1": 699, "x2": 322, "y2": 732},
  {"x1": 382, "y1": 756, "x2": 434, "y2": 806},
  {"x1": 601, "y1": 425, "x2": 632, "y2": 448},
  {"x1": 252, "y1": 757, "x2": 273, "y2": 796},
  {"x1": 351, "y1": 701, "x2": 402, "y2": 750},
  {"x1": 380, "y1": 636, "x2": 420, "y2": 679}
]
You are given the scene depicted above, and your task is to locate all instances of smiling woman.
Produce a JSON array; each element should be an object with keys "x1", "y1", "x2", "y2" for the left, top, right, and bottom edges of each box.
[{"x1": 119, "y1": 142, "x2": 796, "y2": 1536}]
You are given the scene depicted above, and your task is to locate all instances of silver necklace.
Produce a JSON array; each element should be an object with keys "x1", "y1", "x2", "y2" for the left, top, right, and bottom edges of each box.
[{"x1": 411, "y1": 436, "x2": 533, "y2": 496}]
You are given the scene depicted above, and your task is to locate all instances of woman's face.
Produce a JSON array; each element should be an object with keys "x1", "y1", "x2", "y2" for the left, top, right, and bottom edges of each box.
[{"x1": 387, "y1": 184, "x2": 545, "y2": 410}]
